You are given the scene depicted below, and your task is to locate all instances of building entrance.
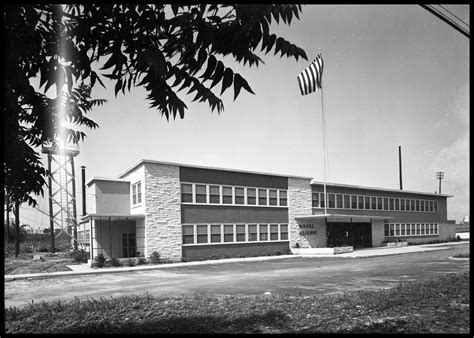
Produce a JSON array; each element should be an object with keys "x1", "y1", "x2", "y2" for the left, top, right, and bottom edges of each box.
[{"x1": 327, "y1": 222, "x2": 372, "y2": 248}]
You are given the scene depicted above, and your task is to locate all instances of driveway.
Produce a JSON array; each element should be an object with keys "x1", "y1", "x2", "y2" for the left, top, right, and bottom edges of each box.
[{"x1": 4, "y1": 242, "x2": 469, "y2": 308}]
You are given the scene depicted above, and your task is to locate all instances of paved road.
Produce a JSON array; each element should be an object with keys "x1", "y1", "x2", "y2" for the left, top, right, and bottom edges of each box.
[{"x1": 4, "y1": 243, "x2": 469, "y2": 308}]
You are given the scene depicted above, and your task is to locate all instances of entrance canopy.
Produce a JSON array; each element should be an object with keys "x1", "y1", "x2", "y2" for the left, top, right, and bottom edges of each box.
[
  {"x1": 81, "y1": 213, "x2": 145, "y2": 221},
  {"x1": 295, "y1": 214, "x2": 392, "y2": 223}
]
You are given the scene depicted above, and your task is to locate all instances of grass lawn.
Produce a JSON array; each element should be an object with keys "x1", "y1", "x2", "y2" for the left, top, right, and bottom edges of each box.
[{"x1": 5, "y1": 272, "x2": 469, "y2": 334}]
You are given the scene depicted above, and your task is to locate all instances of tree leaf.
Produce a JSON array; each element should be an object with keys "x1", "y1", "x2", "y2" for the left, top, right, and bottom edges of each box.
[{"x1": 220, "y1": 68, "x2": 233, "y2": 95}]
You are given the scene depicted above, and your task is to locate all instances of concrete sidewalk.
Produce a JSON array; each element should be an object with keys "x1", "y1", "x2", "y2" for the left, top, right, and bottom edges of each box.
[{"x1": 4, "y1": 241, "x2": 468, "y2": 281}]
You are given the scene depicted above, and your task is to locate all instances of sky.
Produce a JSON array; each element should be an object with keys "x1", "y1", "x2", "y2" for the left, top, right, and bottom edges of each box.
[{"x1": 16, "y1": 4, "x2": 469, "y2": 230}]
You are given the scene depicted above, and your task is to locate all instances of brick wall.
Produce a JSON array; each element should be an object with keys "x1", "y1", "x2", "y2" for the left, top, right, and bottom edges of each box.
[{"x1": 144, "y1": 163, "x2": 182, "y2": 262}]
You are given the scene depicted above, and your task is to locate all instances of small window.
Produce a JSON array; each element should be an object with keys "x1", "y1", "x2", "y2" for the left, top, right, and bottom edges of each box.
[
  {"x1": 320, "y1": 193, "x2": 325, "y2": 208},
  {"x1": 132, "y1": 181, "x2": 142, "y2": 205},
  {"x1": 259, "y1": 224, "x2": 268, "y2": 241},
  {"x1": 394, "y1": 198, "x2": 399, "y2": 211},
  {"x1": 279, "y1": 190, "x2": 287, "y2": 206},
  {"x1": 209, "y1": 185, "x2": 220, "y2": 204},
  {"x1": 183, "y1": 225, "x2": 194, "y2": 244},
  {"x1": 410, "y1": 199, "x2": 415, "y2": 211},
  {"x1": 236, "y1": 224, "x2": 246, "y2": 242},
  {"x1": 269, "y1": 190, "x2": 278, "y2": 206},
  {"x1": 389, "y1": 198, "x2": 394, "y2": 211},
  {"x1": 384, "y1": 224, "x2": 390, "y2": 236},
  {"x1": 258, "y1": 189, "x2": 267, "y2": 206},
  {"x1": 429, "y1": 201, "x2": 433, "y2": 212},
  {"x1": 401, "y1": 223, "x2": 405, "y2": 236},
  {"x1": 351, "y1": 195, "x2": 358, "y2": 209},
  {"x1": 416, "y1": 224, "x2": 420, "y2": 235},
  {"x1": 336, "y1": 194, "x2": 343, "y2": 209},
  {"x1": 395, "y1": 224, "x2": 400, "y2": 236},
  {"x1": 390, "y1": 224, "x2": 395, "y2": 236},
  {"x1": 248, "y1": 224, "x2": 258, "y2": 241},
  {"x1": 364, "y1": 196, "x2": 370, "y2": 210},
  {"x1": 377, "y1": 197, "x2": 383, "y2": 210},
  {"x1": 223, "y1": 186, "x2": 233, "y2": 204},
  {"x1": 415, "y1": 200, "x2": 420, "y2": 212},
  {"x1": 371, "y1": 197, "x2": 377, "y2": 210},
  {"x1": 270, "y1": 224, "x2": 279, "y2": 240},
  {"x1": 400, "y1": 199, "x2": 405, "y2": 211},
  {"x1": 383, "y1": 198, "x2": 389, "y2": 210},
  {"x1": 280, "y1": 224, "x2": 288, "y2": 240},
  {"x1": 420, "y1": 223, "x2": 425, "y2": 235},
  {"x1": 328, "y1": 194, "x2": 335, "y2": 208},
  {"x1": 247, "y1": 188, "x2": 256, "y2": 205},
  {"x1": 197, "y1": 224, "x2": 208, "y2": 243},
  {"x1": 358, "y1": 196, "x2": 364, "y2": 209},
  {"x1": 420, "y1": 200, "x2": 425, "y2": 212},
  {"x1": 235, "y1": 187, "x2": 245, "y2": 205},
  {"x1": 196, "y1": 184, "x2": 207, "y2": 203},
  {"x1": 434, "y1": 223, "x2": 438, "y2": 234},
  {"x1": 211, "y1": 224, "x2": 221, "y2": 243},
  {"x1": 312, "y1": 193, "x2": 320, "y2": 208},
  {"x1": 343, "y1": 195, "x2": 350, "y2": 209},
  {"x1": 224, "y1": 224, "x2": 234, "y2": 242},
  {"x1": 181, "y1": 183, "x2": 193, "y2": 203}
]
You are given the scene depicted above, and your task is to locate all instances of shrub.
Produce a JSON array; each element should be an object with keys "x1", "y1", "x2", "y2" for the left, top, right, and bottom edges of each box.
[
  {"x1": 126, "y1": 258, "x2": 136, "y2": 267},
  {"x1": 72, "y1": 249, "x2": 89, "y2": 263},
  {"x1": 149, "y1": 251, "x2": 160, "y2": 264},
  {"x1": 95, "y1": 253, "x2": 106, "y2": 268},
  {"x1": 137, "y1": 257, "x2": 147, "y2": 265},
  {"x1": 110, "y1": 257, "x2": 121, "y2": 267}
]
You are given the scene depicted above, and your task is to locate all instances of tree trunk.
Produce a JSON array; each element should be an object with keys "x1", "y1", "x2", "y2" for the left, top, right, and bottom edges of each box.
[{"x1": 14, "y1": 199, "x2": 20, "y2": 257}]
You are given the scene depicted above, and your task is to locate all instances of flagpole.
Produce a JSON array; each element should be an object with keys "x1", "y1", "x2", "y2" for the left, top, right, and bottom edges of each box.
[{"x1": 319, "y1": 49, "x2": 328, "y2": 215}]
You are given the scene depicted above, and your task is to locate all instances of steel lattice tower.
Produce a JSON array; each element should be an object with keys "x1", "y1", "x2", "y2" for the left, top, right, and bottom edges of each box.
[{"x1": 42, "y1": 144, "x2": 79, "y2": 251}]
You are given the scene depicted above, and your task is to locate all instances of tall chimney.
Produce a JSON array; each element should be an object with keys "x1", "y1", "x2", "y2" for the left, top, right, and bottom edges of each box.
[
  {"x1": 398, "y1": 146, "x2": 403, "y2": 190},
  {"x1": 81, "y1": 166, "x2": 86, "y2": 215}
]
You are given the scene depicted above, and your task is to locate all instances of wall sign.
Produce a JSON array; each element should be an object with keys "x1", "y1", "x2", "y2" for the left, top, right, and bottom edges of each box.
[{"x1": 298, "y1": 223, "x2": 317, "y2": 236}]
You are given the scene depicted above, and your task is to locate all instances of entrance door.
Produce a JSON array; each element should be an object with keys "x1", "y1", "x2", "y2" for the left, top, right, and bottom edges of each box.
[
  {"x1": 122, "y1": 233, "x2": 136, "y2": 258},
  {"x1": 327, "y1": 222, "x2": 372, "y2": 248}
]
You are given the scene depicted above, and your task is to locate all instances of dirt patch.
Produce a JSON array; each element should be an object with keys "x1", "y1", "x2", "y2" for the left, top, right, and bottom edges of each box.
[{"x1": 4, "y1": 252, "x2": 81, "y2": 275}]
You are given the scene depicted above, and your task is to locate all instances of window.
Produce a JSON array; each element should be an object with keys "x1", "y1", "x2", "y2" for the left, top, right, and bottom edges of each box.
[
  {"x1": 320, "y1": 193, "x2": 326, "y2": 208},
  {"x1": 247, "y1": 188, "x2": 256, "y2": 205},
  {"x1": 394, "y1": 198, "x2": 399, "y2": 211},
  {"x1": 416, "y1": 223, "x2": 420, "y2": 235},
  {"x1": 401, "y1": 224, "x2": 405, "y2": 236},
  {"x1": 279, "y1": 190, "x2": 288, "y2": 206},
  {"x1": 405, "y1": 224, "x2": 411, "y2": 236},
  {"x1": 181, "y1": 183, "x2": 193, "y2": 203},
  {"x1": 420, "y1": 223, "x2": 425, "y2": 235},
  {"x1": 197, "y1": 225, "x2": 208, "y2": 243},
  {"x1": 280, "y1": 224, "x2": 288, "y2": 240},
  {"x1": 248, "y1": 224, "x2": 258, "y2": 241},
  {"x1": 132, "y1": 182, "x2": 142, "y2": 205},
  {"x1": 209, "y1": 185, "x2": 220, "y2": 204},
  {"x1": 400, "y1": 199, "x2": 405, "y2": 211},
  {"x1": 395, "y1": 224, "x2": 400, "y2": 236},
  {"x1": 258, "y1": 189, "x2": 268, "y2": 206},
  {"x1": 235, "y1": 187, "x2": 245, "y2": 205},
  {"x1": 365, "y1": 196, "x2": 371, "y2": 210},
  {"x1": 371, "y1": 197, "x2": 377, "y2": 210},
  {"x1": 236, "y1": 224, "x2": 246, "y2": 242},
  {"x1": 224, "y1": 224, "x2": 234, "y2": 242},
  {"x1": 269, "y1": 190, "x2": 278, "y2": 206},
  {"x1": 351, "y1": 195, "x2": 358, "y2": 209},
  {"x1": 429, "y1": 223, "x2": 433, "y2": 235},
  {"x1": 434, "y1": 223, "x2": 438, "y2": 235},
  {"x1": 383, "y1": 198, "x2": 389, "y2": 210},
  {"x1": 389, "y1": 198, "x2": 394, "y2": 211},
  {"x1": 211, "y1": 225, "x2": 221, "y2": 243},
  {"x1": 223, "y1": 186, "x2": 233, "y2": 204},
  {"x1": 196, "y1": 184, "x2": 207, "y2": 203},
  {"x1": 122, "y1": 233, "x2": 136, "y2": 258},
  {"x1": 377, "y1": 197, "x2": 383, "y2": 210},
  {"x1": 415, "y1": 200, "x2": 420, "y2": 212},
  {"x1": 429, "y1": 201, "x2": 433, "y2": 212},
  {"x1": 259, "y1": 224, "x2": 268, "y2": 241},
  {"x1": 312, "y1": 193, "x2": 320, "y2": 208},
  {"x1": 420, "y1": 200, "x2": 425, "y2": 212},
  {"x1": 328, "y1": 194, "x2": 335, "y2": 208},
  {"x1": 384, "y1": 224, "x2": 390, "y2": 236},
  {"x1": 390, "y1": 224, "x2": 395, "y2": 236},
  {"x1": 183, "y1": 225, "x2": 194, "y2": 244},
  {"x1": 410, "y1": 200, "x2": 415, "y2": 211},
  {"x1": 343, "y1": 195, "x2": 350, "y2": 209},
  {"x1": 336, "y1": 194, "x2": 343, "y2": 209},
  {"x1": 358, "y1": 196, "x2": 364, "y2": 209},
  {"x1": 270, "y1": 224, "x2": 279, "y2": 240}
]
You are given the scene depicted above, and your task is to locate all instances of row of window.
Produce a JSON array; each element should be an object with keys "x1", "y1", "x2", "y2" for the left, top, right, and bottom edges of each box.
[
  {"x1": 132, "y1": 181, "x2": 142, "y2": 205},
  {"x1": 181, "y1": 183, "x2": 288, "y2": 207},
  {"x1": 384, "y1": 223, "x2": 439, "y2": 237},
  {"x1": 182, "y1": 223, "x2": 289, "y2": 245},
  {"x1": 313, "y1": 192, "x2": 438, "y2": 213}
]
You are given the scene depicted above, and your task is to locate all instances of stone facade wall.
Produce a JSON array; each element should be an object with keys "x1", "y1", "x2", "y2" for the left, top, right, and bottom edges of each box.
[
  {"x1": 371, "y1": 220, "x2": 386, "y2": 247},
  {"x1": 288, "y1": 177, "x2": 313, "y2": 248},
  {"x1": 144, "y1": 163, "x2": 182, "y2": 261}
]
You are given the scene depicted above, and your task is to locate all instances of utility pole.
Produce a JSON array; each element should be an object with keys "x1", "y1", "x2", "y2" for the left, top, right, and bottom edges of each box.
[
  {"x1": 398, "y1": 146, "x2": 403, "y2": 190},
  {"x1": 14, "y1": 198, "x2": 20, "y2": 257},
  {"x1": 436, "y1": 171, "x2": 445, "y2": 194}
]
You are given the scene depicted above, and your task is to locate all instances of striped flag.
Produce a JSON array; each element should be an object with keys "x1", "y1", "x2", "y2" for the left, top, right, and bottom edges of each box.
[{"x1": 297, "y1": 52, "x2": 324, "y2": 95}]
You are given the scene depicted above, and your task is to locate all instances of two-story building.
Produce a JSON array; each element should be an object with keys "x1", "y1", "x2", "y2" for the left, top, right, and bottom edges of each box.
[{"x1": 78, "y1": 159, "x2": 454, "y2": 262}]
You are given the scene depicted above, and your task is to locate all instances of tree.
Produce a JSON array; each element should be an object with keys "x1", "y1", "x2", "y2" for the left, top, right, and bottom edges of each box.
[{"x1": 4, "y1": 4, "x2": 308, "y2": 207}]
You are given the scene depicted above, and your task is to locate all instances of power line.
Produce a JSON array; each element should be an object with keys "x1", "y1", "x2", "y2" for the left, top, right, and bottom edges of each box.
[{"x1": 420, "y1": 4, "x2": 470, "y2": 38}]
